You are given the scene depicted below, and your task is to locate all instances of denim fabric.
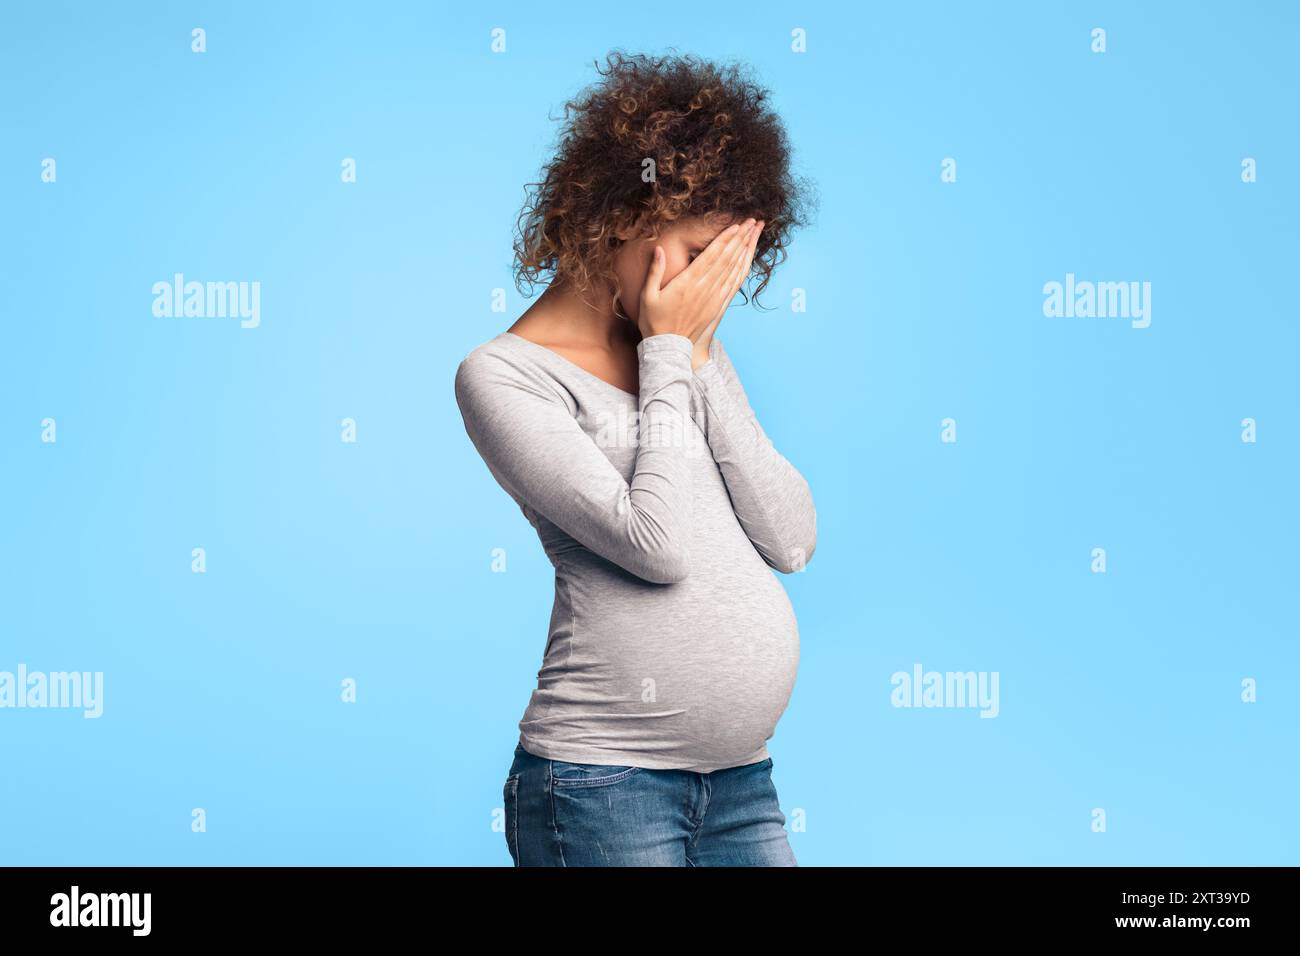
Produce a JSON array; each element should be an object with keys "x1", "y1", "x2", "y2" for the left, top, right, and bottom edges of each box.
[{"x1": 501, "y1": 741, "x2": 797, "y2": 866}]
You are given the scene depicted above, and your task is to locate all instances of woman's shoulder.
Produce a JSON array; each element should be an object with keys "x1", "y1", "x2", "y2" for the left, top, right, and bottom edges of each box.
[
  {"x1": 453, "y1": 331, "x2": 569, "y2": 416},
  {"x1": 456, "y1": 329, "x2": 512, "y2": 371},
  {"x1": 455, "y1": 332, "x2": 522, "y2": 395}
]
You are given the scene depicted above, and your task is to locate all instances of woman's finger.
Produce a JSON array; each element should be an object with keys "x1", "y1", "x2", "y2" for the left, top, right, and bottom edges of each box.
[
  {"x1": 723, "y1": 220, "x2": 761, "y2": 297},
  {"x1": 640, "y1": 245, "x2": 666, "y2": 304},
  {"x1": 698, "y1": 219, "x2": 755, "y2": 286},
  {"x1": 732, "y1": 220, "x2": 763, "y2": 293},
  {"x1": 703, "y1": 220, "x2": 762, "y2": 327},
  {"x1": 709, "y1": 220, "x2": 758, "y2": 303},
  {"x1": 702, "y1": 221, "x2": 753, "y2": 295},
  {"x1": 683, "y1": 222, "x2": 745, "y2": 284}
]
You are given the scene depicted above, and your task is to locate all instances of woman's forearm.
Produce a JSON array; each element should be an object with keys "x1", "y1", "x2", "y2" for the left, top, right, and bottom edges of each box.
[{"x1": 689, "y1": 336, "x2": 817, "y2": 573}]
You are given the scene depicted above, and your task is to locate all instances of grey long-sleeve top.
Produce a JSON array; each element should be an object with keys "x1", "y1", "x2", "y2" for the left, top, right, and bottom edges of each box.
[{"x1": 454, "y1": 329, "x2": 816, "y2": 772}]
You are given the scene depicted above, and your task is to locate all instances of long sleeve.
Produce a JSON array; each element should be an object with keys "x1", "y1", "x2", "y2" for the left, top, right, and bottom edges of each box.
[
  {"x1": 455, "y1": 332, "x2": 696, "y2": 584},
  {"x1": 688, "y1": 335, "x2": 817, "y2": 573}
]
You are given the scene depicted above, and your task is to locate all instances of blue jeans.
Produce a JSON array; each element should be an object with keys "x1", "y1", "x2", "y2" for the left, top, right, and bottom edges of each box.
[{"x1": 501, "y1": 741, "x2": 798, "y2": 866}]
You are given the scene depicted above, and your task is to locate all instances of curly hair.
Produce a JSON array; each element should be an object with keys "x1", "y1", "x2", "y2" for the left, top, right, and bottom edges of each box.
[{"x1": 513, "y1": 50, "x2": 813, "y2": 311}]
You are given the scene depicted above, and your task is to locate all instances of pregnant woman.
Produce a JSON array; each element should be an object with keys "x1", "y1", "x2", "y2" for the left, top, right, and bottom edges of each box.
[{"x1": 454, "y1": 52, "x2": 815, "y2": 866}]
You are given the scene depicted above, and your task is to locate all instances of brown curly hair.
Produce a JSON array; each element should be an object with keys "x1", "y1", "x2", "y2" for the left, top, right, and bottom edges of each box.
[{"x1": 513, "y1": 50, "x2": 813, "y2": 311}]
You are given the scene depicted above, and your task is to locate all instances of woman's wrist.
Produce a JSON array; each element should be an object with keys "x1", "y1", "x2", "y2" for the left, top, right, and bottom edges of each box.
[
  {"x1": 637, "y1": 332, "x2": 695, "y2": 361},
  {"x1": 691, "y1": 335, "x2": 718, "y2": 371}
]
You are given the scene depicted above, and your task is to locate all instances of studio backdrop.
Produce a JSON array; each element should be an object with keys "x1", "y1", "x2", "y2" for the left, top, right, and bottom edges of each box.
[{"x1": 2, "y1": 1, "x2": 1296, "y2": 865}]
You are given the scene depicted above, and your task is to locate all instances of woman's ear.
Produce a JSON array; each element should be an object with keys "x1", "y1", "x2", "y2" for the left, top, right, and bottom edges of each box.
[{"x1": 613, "y1": 212, "x2": 651, "y2": 242}]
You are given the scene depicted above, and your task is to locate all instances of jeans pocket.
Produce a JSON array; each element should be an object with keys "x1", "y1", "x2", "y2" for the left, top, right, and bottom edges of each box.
[
  {"x1": 503, "y1": 773, "x2": 520, "y2": 866},
  {"x1": 549, "y1": 758, "x2": 644, "y2": 789}
]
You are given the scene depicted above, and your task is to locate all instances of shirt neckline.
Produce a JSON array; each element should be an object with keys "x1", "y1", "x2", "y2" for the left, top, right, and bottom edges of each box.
[{"x1": 500, "y1": 331, "x2": 640, "y2": 401}]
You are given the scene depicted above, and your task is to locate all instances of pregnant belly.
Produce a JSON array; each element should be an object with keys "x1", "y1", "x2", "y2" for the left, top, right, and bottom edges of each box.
[{"x1": 524, "y1": 549, "x2": 801, "y2": 771}]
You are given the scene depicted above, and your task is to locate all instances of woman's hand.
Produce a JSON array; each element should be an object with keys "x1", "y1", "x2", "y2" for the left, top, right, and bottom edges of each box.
[
  {"x1": 691, "y1": 219, "x2": 763, "y2": 369},
  {"x1": 637, "y1": 219, "x2": 761, "y2": 348}
]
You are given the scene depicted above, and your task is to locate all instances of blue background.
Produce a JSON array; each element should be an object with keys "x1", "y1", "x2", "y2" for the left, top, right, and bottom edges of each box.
[{"x1": 2, "y1": 1, "x2": 1296, "y2": 865}]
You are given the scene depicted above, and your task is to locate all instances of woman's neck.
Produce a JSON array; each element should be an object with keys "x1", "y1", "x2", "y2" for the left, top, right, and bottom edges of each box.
[{"x1": 510, "y1": 281, "x2": 639, "y2": 351}]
